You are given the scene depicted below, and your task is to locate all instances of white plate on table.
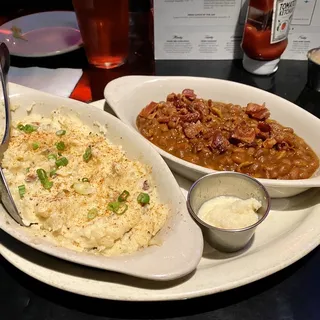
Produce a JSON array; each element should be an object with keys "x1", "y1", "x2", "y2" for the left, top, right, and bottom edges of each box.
[
  {"x1": 0, "y1": 83, "x2": 203, "y2": 281},
  {"x1": 104, "y1": 75, "x2": 320, "y2": 199},
  {"x1": 0, "y1": 99, "x2": 320, "y2": 301},
  {"x1": 0, "y1": 11, "x2": 82, "y2": 57}
]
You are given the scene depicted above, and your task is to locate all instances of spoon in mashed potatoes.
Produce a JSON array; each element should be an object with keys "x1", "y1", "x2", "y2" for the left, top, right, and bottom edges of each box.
[{"x1": 0, "y1": 42, "x2": 26, "y2": 226}]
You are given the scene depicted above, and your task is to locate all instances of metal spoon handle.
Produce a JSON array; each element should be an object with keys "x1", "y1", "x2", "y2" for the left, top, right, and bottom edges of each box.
[
  {"x1": 0, "y1": 43, "x2": 10, "y2": 152},
  {"x1": 0, "y1": 167, "x2": 25, "y2": 226},
  {"x1": 0, "y1": 42, "x2": 26, "y2": 226}
]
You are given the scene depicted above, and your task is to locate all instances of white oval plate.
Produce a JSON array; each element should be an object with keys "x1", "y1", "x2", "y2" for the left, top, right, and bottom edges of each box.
[
  {"x1": 0, "y1": 11, "x2": 82, "y2": 57},
  {"x1": 0, "y1": 100, "x2": 319, "y2": 301},
  {"x1": 0, "y1": 83, "x2": 203, "y2": 281},
  {"x1": 104, "y1": 75, "x2": 320, "y2": 198}
]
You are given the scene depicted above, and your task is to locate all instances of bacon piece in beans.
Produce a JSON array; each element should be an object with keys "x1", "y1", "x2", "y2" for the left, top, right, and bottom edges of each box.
[
  {"x1": 232, "y1": 122, "x2": 256, "y2": 144},
  {"x1": 245, "y1": 103, "x2": 270, "y2": 120},
  {"x1": 211, "y1": 130, "x2": 230, "y2": 153},
  {"x1": 139, "y1": 101, "x2": 158, "y2": 118},
  {"x1": 182, "y1": 89, "x2": 197, "y2": 100}
]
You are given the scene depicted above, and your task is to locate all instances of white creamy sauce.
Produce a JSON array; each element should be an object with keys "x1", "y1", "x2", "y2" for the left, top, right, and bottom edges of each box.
[{"x1": 198, "y1": 196, "x2": 262, "y2": 229}]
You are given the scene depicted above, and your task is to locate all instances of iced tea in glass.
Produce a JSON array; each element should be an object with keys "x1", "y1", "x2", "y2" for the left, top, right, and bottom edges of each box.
[{"x1": 72, "y1": 0, "x2": 129, "y2": 69}]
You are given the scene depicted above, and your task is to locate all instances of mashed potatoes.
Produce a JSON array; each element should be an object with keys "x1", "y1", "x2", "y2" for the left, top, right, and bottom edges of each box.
[{"x1": 2, "y1": 109, "x2": 168, "y2": 256}]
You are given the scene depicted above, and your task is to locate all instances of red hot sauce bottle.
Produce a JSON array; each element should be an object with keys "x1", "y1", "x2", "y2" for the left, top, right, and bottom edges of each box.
[{"x1": 241, "y1": 0, "x2": 297, "y2": 75}]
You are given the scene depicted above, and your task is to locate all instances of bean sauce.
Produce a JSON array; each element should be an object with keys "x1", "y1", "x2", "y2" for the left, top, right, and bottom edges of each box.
[{"x1": 136, "y1": 89, "x2": 319, "y2": 180}]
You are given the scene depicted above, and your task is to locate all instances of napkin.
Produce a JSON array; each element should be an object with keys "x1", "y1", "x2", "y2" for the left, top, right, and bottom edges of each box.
[{"x1": 8, "y1": 67, "x2": 83, "y2": 98}]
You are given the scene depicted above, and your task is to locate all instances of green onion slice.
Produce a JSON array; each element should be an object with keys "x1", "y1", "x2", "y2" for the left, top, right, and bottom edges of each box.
[
  {"x1": 18, "y1": 124, "x2": 37, "y2": 133},
  {"x1": 118, "y1": 190, "x2": 130, "y2": 202},
  {"x1": 55, "y1": 141, "x2": 65, "y2": 151},
  {"x1": 107, "y1": 201, "x2": 128, "y2": 215},
  {"x1": 83, "y1": 146, "x2": 92, "y2": 162},
  {"x1": 56, "y1": 130, "x2": 66, "y2": 136},
  {"x1": 32, "y1": 142, "x2": 39, "y2": 150},
  {"x1": 55, "y1": 157, "x2": 68, "y2": 167},
  {"x1": 36, "y1": 168, "x2": 53, "y2": 190},
  {"x1": 82, "y1": 177, "x2": 89, "y2": 182},
  {"x1": 24, "y1": 124, "x2": 37, "y2": 133},
  {"x1": 137, "y1": 192, "x2": 150, "y2": 206},
  {"x1": 49, "y1": 169, "x2": 57, "y2": 177},
  {"x1": 48, "y1": 154, "x2": 57, "y2": 160},
  {"x1": 107, "y1": 201, "x2": 119, "y2": 212},
  {"x1": 87, "y1": 208, "x2": 98, "y2": 220},
  {"x1": 18, "y1": 185, "x2": 26, "y2": 198}
]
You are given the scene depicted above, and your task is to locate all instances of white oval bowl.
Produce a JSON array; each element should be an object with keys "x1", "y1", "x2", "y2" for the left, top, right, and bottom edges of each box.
[
  {"x1": 0, "y1": 82, "x2": 203, "y2": 281},
  {"x1": 104, "y1": 75, "x2": 320, "y2": 198}
]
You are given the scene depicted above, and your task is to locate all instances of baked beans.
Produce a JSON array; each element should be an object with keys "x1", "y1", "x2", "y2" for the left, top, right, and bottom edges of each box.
[{"x1": 136, "y1": 89, "x2": 319, "y2": 180}]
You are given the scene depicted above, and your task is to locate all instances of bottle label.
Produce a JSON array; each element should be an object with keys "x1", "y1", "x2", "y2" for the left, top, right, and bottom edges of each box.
[{"x1": 271, "y1": 0, "x2": 297, "y2": 44}]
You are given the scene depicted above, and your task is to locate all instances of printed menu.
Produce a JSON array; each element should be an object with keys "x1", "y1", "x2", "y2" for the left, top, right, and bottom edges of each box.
[{"x1": 153, "y1": 0, "x2": 320, "y2": 60}]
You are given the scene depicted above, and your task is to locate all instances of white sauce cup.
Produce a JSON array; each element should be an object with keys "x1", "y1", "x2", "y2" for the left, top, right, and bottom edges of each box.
[{"x1": 187, "y1": 172, "x2": 271, "y2": 253}]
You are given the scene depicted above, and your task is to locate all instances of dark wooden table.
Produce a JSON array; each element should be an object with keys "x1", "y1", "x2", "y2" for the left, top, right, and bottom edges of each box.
[{"x1": 1, "y1": 5, "x2": 320, "y2": 320}]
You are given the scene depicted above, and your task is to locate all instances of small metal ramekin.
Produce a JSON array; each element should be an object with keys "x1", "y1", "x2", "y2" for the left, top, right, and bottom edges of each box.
[
  {"x1": 187, "y1": 172, "x2": 270, "y2": 253},
  {"x1": 307, "y1": 47, "x2": 320, "y2": 92}
]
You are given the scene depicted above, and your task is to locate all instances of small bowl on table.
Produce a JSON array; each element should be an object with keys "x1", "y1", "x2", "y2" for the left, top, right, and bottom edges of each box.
[{"x1": 187, "y1": 172, "x2": 271, "y2": 253}]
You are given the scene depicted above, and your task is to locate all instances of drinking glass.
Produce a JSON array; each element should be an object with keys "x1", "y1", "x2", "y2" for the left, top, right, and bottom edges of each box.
[{"x1": 72, "y1": 0, "x2": 129, "y2": 69}]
